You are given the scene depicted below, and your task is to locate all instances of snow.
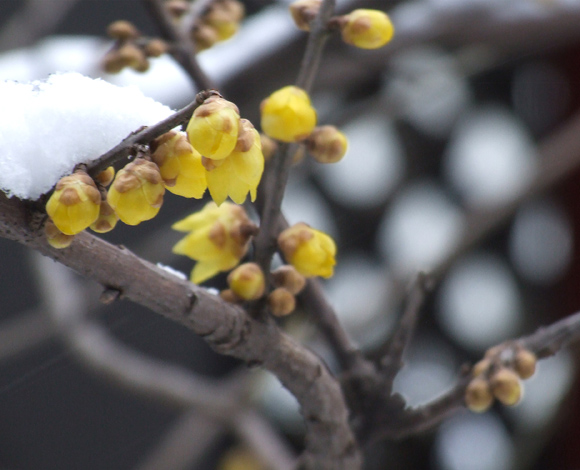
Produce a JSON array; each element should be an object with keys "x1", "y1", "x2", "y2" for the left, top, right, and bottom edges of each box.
[
  {"x1": 156, "y1": 263, "x2": 187, "y2": 281},
  {"x1": 0, "y1": 72, "x2": 173, "y2": 200}
]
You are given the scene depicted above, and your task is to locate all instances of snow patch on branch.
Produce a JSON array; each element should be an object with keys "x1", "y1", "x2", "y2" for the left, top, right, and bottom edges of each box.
[{"x1": 0, "y1": 72, "x2": 173, "y2": 200}]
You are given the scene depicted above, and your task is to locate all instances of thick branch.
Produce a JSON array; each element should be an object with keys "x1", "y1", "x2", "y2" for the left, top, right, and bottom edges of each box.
[{"x1": 0, "y1": 193, "x2": 360, "y2": 469}]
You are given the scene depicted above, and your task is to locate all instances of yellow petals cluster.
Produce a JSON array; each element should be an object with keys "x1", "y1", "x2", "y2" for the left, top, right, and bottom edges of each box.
[
  {"x1": 151, "y1": 131, "x2": 207, "y2": 198},
  {"x1": 186, "y1": 98, "x2": 265, "y2": 206},
  {"x1": 107, "y1": 158, "x2": 165, "y2": 225},
  {"x1": 465, "y1": 346, "x2": 537, "y2": 413},
  {"x1": 339, "y1": 9, "x2": 394, "y2": 50},
  {"x1": 261, "y1": 86, "x2": 317, "y2": 143},
  {"x1": 172, "y1": 202, "x2": 257, "y2": 283},
  {"x1": 278, "y1": 223, "x2": 336, "y2": 278},
  {"x1": 46, "y1": 170, "x2": 101, "y2": 235}
]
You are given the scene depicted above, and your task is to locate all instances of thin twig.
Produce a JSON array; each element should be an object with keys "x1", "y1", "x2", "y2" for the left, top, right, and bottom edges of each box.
[
  {"x1": 142, "y1": 0, "x2": 216, "y2": 91},
  {"x1": 87, "y1": 90, "x2": 217, "y2": 176},
  {"x1": 381, "y1": 272, "x2": 431, "y2": 390}
]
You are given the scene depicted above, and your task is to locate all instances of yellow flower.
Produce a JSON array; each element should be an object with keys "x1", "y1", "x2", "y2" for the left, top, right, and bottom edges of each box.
[
  {"x1": 206, "y1": 121, "x2": 264, "y2": 205},
  {"x1": 172, "y1": 202, "x2": 257, "y2": 283},
  {"x1": 277, "y1": 222, "x2": 336, "y2": 278},
  {"x1": 107, "y1": 158, "x2": 165, "y2": 226},
  {"x1": 260, "y1": 86, "x2": 317, "y2": 142},
  {"x1": 151, "y1": 131, "x2": 207, "y2": 198},
  {"x1": 187, "y1": 96, "x2": 240, "y2": 160},
  {"x1": 340, "y1": 9, "x2": 394, "y2": 50},
  {"x1": 46, "y1": 170, "x2": 101, "y2": 235}
]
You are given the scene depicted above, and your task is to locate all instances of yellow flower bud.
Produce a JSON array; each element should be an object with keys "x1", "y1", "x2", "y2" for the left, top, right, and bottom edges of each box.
[
  {"x1": 90, "y1": 199, "x2": 119, "y2": 233},
  {"x1": 289, "y1": 0, "x2": 321, "y2": 31},
  {"x1": 95, "y1": 166, "x2": 115, "y2": 187},
  {"x1": 187, "y1": 96, "x2": 240, "y2": 160},
  {"x1": 260, "y1": 86, "x2": 317, "y2": 142},
  {"x1": 206, "y1": 123, "x2": 264, "y2": 205},
  {"x1": 172, "y1": 202, "x2": 257, "y2": 283},
  {"x1": 45, "y1": 218, "x2": 75, "y2": 249},
  {"x1": 107, "y1": 158, "x2": 165, "y2": 226},
  {"x1": 490, "y1": 368, "x2": 522, "y2": 406},
  {"x1": 46, "y1": 170, "x2": 101, "y2": 235},
  {"x1": 465, "y1": 377, "x2": 494, "y2": 413},
  {"x1": 272, "y1": 265, "x2": 306, "y2": 295},
  {"x1": 227, "y1": 263, "x2": 265, "y2": 300},
  {"x1": 306, "y1": 125, "x2": 348, "y2": 164},
  {"x1": 340, "y1": 9, "x2": 394, "y2": 50},
  {"x1": 278, "y1": 223, "x2": 336, "y2": 278},
  {"x1": 514, "y1": 349, "x2": 537, "y2": 380},
  {"x1": 204, "y1": 0, "x2": 245, "y2": 41},
  {"x1": 268, "y1": 287, "x2": 296, "y2": 317},
  {"x1": 151, "y1": 131, "x2": 207, "y2": 198}
]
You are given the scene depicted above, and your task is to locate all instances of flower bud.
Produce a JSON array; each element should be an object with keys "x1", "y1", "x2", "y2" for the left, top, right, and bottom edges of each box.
[
  {"x1": 260, "y1": 133, "x2": 278, "y2": 161},
  {"x1": 268, "y1": 287, "x2": 296, "y2": 317},
  {"x1": 107, "y1": 20, "x2": 139, "y2": 40},
  {"x1": 272, "y1": 265, "x2": 306, "y2": 295},
  {"x1": 514, "y1": 349, "x2": 537, "y2": 380},
  {"x1": 227, "y1": 263, "x2": 265, "y2": 300},
  {"x1": 465, "y1": 377, "x2": 494, "y2": 413},
  {"x1": 306, "y1": 125, "x2": 348, "y2": 163},
  {"x1": 260, "y1": 86, "x2": 317, "y2": 142},
  {"x1": 95, "y1": 166, "x2": 115, "y2": 187},
  {"x1": 204, "y1": 0, "x2": 245, "y2": 41},
  {"x1": 340, "y1": 9, "x2": 394, "y2": 50},
  {"x1": 90, "y1": 199, "x2": 119, "y2": 233},
  {"x1": 151, "y1": 131, "x2": 207, "y2": 198},
  {"x1": 191, "y1": 24, "x2": 219, "y2": 52},
  {"x1": 472, "y1": 359, "x2": 491, "y2": 378},
  {"x1": 490, "y1": 368, "x2": 522, "y2": 406},
  {"x1": 289, "y1": 0, "x2": 321, "y2": 31},
  {"x1": 166, "y1": 0, "x2": 190, "y2": 18},
  {"x1": 144, "y1": 39, "x2": 168, "y2": 58},
  {"x1": 220, "y1": 288, "x2": 242, "y2": 304},
  {"x1": 118, "y1": 43, "x2": 145, "y2": 69},
  {"x1": 107, "y1": 158, "x2": 165, "y2": 225},
  {"x1": 45, "y1": 219, "x2": 74, "y2": 249},
  {"x1": 46, "y1": 170, "x2": 101, "y2": 235},
  {"x1": 278, "y1": 223, "x2": 336, "y2": 278},
  {"x1": 102, "y1": 51, "x2": 126, "y2": 74},
  {"x1": 187, "y1": 96, "x2": 240, "y2": 160}
]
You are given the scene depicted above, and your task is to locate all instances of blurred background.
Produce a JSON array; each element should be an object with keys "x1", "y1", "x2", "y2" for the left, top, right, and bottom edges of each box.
[{"x1": 1, "y1": 0, "x2": 580, "y2": 469}]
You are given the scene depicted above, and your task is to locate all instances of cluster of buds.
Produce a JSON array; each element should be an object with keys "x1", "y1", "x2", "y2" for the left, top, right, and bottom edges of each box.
[
  {"x1": 102, "y1": 20, "x2": 168, "y2": 74},
  {"x1": 220, "y1": 263, "x2": 307, "y2": 317},
  {"x1": 186, "y1": 96, "x2": 265, "y2": 205},
  {"x1": 188, "y1": 0, "x2": 245, "y2": 52},
  {"x1": 465, "y1": 344, "x2": 537, "y2": 413},
  {"x1": 289, "y1": 0, "x2": 394, "y2": 50},
  {"x1": 44, "y1": 167, "x2": 119, "y2": 248},
  {"x1": 172, "y1": 202, "x2": 258, "y2": 283},
  {"x1": 260, "y1": 86, "x2": 348, "y2": 164}
]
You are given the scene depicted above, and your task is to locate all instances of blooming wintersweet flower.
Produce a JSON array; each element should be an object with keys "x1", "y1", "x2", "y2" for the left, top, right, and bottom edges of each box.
[
  {"x1": 187, "y1": 96, "x2": 240, "y2": 160},
  {"x1": 260, "y1": 86, "x2": 317, "y2": 142},
  {"x1": 107, "y1": 158, "x2": 165, "y2": 225},
  {"x1": 151, "y1": 131, "x2": 207, "y2": 198},
  {"x1": 340, "y1": 9, "x2": 394, "y2": 50},
  {"x1": 277, "y1": 222, "x2": 336, "y2": 278},
  {"x1": 172, "y1": 202, "x2": 257, "y2": 283},
  {"x1": 46, "y1": 170, "x2": 101, "y2": 235},
  {"x1": 205, "y1": 120, "x2": 264, "y2": 205}
]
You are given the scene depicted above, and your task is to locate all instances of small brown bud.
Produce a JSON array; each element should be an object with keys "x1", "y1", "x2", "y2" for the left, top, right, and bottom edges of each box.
[
  {"x1": 144, "y1": 39, "x2": 168, "y2": 58},
  {"x1": 306, "y1": 125, "x2": 348, "y2": 164},
  {"x1": 490, "y1": 368, "x2": 522, "y2": 406},
  {"x1": 268, "y1": 287, "x2": 296, "y2": 317},
  {"x1": 165, "y1": 0, "x2": 190, "y2": 18},
  {"x1": 465, "y1": 377, "x2": 494, "y2": 413},
  {"x1": 220, "y1": 288, "x2": 242, "y2": 304},
  {"x1": 191, "y1": 24, "x2": 219, "y2": 52},
  {"x1": 514, "y1": 349, "x2": 537, "y2": 380},
  {"x1": 271, "y1": 265, "x2": 306, "y2": 295},
  {"x1": 118, "y1": 43, "x2": 145, "y2": 68},
  {"x1": 102, "y1": 51, "x2": 126, "y2": 74},
  {"x1": 107, "y1": 20, "x2": 139, "y2": 40},
  {"x1": 472, "y1": 359, "x2": 491, "y2": 378},
  {"x1": 95, "y1": 166, "x2": 115, "y2": 187},
  {"x1": 289, "y1": 0, "x2": 321, "y2": 31}
]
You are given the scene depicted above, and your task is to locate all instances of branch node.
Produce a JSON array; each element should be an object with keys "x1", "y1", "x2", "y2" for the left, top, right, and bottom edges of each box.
[{"x1": 100, "y1": 287, "x2": 122, "y2": 304}]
